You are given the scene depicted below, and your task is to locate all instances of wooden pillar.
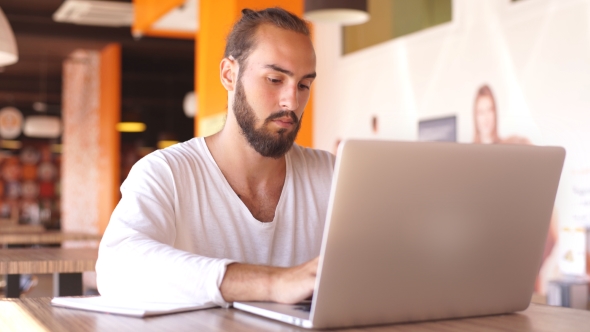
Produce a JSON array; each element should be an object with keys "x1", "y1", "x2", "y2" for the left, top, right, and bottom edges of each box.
[
  {"x1": 62, "y1": 44, "x2": 121, "y2": 235},
  {"x1": 196, "y1": 0, "x2": 313, "y2": 147},
  {"x1": 97, "y1": 44, "x2": 121, "y2": 235}
]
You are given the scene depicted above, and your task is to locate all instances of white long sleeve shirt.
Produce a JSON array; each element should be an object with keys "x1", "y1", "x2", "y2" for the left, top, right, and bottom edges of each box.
[{"x1": 96, "y1": 137, "x2": 334, "y2": 306}]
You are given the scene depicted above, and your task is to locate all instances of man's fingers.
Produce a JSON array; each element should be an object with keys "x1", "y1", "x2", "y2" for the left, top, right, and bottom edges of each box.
[
  {"x1": 310, "y1": 256, "x2": 319, "y2": 275},
  {"x1": 303, "y1": 256, "x2": 319, "y2": 274}
]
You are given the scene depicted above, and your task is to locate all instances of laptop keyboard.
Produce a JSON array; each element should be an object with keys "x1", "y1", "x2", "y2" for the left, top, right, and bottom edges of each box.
[{"x1": 294, "y1": 302, "x2": 312, "y2": 312}]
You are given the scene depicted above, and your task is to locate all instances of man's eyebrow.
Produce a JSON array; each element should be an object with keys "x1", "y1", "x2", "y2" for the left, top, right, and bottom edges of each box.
[
  {"x1": 303, "y1": 72, "x2": 317, "y2": 80},
  {"x1": 264, "y1": 64, "x2": 316, "y2": 80}
]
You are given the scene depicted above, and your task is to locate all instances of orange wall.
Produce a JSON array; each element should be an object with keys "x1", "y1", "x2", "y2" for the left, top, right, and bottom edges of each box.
[
  {"x1": 196, "y1": 0, "x2": 313, "y2": 147},
  {"x1": 196, "y1": 0, "x2": 238, "y2": 122}
]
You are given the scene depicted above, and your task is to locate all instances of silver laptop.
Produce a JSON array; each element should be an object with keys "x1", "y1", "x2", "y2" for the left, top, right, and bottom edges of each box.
[{"x1": 234, "y1": 140, "x2": 565, "y2": 329}]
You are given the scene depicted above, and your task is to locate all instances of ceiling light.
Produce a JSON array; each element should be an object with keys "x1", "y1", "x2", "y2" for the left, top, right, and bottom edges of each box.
[
  {"x1": 0, "y1": 7, "x2": 18, "y2": 66},
  {"x1": 304, "y1": 0, "x2": 370, "y2": 26},
  {"x1": 53, "y1": 0, "x2": 133, "y2": 27},
  {"x1": 116, "y1": 122, "x2": 146, "y2": 133},
  {"x1": 157, "y1": 140, "x2": 178, "y2": 149}
]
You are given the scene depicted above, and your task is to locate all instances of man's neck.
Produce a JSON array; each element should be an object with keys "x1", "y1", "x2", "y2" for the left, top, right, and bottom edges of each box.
[{"x1": 205, "y1": 122, "x2": 288, "y2": 222}]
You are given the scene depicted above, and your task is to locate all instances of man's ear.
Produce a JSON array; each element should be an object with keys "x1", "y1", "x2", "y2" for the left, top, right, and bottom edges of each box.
[{"x1": 220, "y1": 57, "x2": 238, "y2": 91}]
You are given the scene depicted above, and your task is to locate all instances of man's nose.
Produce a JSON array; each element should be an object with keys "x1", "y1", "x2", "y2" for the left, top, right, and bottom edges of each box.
[{"x1": 279, "y1": 84, "x2": 299, "y2": 111}]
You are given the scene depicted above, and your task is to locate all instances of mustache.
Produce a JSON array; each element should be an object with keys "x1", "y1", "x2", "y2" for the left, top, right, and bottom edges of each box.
[{"x1": 265, "y1": 111, "x2": 299, "y2": 124}]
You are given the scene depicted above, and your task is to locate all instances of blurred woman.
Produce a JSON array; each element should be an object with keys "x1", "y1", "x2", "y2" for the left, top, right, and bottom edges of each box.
[
  {"x1": 473, "y1": 85, "x2": 529, "y2": 145},
  {"x1": 473, "y1": 84, "x2": 557, "y2": 294}
]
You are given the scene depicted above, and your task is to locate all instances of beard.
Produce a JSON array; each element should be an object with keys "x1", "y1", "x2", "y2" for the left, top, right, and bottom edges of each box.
[{"x1": 233, "y1": 79, "x2": 302, "y2": 159}]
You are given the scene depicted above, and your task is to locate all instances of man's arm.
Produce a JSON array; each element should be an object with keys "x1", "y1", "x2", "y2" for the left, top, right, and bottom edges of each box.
[
  {"x1": 97, "y1": 153, "x2": 235, "y2": 306},
  {"x1": 98, "y1": 151, "x2": 321, "y2": 306},
  {"x1": 220, "y1": 257, "x2": 318, "y2": 304}
]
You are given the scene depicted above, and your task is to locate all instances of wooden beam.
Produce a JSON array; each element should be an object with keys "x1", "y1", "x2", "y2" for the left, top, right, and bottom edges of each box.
[{"x1": 97, "y1": 44, "x2": 122, "y2": 235}]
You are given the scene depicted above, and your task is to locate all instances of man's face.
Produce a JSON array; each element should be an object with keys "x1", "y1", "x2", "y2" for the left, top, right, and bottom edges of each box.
[
  {"x1": 232, "y1": 24, "x2": 316, "y2": 158},
  {"x1": 234, "y1": 78, "x2": 302, "y2": 158}
]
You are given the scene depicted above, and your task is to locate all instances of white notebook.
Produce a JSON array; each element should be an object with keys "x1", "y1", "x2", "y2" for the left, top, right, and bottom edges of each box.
[{"x1": 51, "y1": 296, "x2": 217, "y2": 317}]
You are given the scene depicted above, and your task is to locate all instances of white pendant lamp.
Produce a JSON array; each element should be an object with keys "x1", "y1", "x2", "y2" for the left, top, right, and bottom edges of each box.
[
  {"x1": 183, "y1": 91, "x2": 197, "y2": 118},
  {"x1": 0, "y1": 7, "x2": 18, "y2": 66},
  {"x1": 304, "y1": 0, "x2": 370, "y2": 26}
]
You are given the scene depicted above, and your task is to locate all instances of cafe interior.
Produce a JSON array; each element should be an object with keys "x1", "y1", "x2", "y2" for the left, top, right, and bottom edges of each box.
[{"x1": 1, "y1": 0, "x2": 590, "y2": 330}]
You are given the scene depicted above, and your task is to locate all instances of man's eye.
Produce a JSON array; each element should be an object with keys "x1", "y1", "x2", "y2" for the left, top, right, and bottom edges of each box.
[
  {"x1": 267, "y1": 78, "x2": 282, "y2": 84},
  {"x1": 299, "y1": 83, "x2": 310, "y2": 90}
]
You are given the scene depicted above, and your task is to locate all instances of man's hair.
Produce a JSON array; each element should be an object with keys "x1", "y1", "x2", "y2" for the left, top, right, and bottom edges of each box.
[{"x1": 224, "y1": 7, "x2": 310, "y2": 67}]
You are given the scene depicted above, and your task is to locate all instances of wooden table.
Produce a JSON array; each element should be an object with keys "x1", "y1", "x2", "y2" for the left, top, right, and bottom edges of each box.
[
  {"x1": 0, "y1": 232, "x2": 101, "y2": 246},
  {"x1": 0, "y1": 224, "x2": 45, "y2": 233},
  {"x1": 0, "y1": 248, "x2": 98, "y2": 298},
  {"x1": 0, "y1": 298, "x2": 589, "y2": 332}
]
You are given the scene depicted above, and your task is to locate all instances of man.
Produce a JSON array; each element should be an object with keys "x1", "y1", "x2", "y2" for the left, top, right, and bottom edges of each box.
[{"x1": 96, "y1": 7, "x2": 335, "y2": 307}]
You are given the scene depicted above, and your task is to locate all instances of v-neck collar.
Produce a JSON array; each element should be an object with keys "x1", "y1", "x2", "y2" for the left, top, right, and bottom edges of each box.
[{"x1": 199, "y1": 137, "x2": 292, "y2": 226}]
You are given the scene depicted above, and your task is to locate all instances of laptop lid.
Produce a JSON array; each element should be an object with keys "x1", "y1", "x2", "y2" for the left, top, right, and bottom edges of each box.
[{"x1": 310, "y1": 140, "x2": 565, "y2": 329}]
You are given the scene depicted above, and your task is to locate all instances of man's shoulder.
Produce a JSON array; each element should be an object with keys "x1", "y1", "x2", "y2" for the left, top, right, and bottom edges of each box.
[
  {"x1": 148, "y1": 137, "x2": 207, "y2": 160},
  {"x1": 123, "y1": 137, "x2": 210, "y2": 191},
  {"x1": 289, "y1": 144, "x2": 335, "y2": 170},
  {"x1": 132, "y1": 137, "x2": 206, "y2": 173},
  {"x1": 157, "y1": 137, "x2": 204, "y2": 158}
]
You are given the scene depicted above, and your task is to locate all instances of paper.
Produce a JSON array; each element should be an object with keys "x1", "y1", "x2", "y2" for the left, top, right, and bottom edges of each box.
[
  {"x1": 51, "y1": 296, "x2": 217, "y2": 317},
  {"x1": 558, "y1": 227, "x2": 586, "y2": 276}
]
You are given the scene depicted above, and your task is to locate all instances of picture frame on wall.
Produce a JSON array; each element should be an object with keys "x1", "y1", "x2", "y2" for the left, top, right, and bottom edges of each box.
[{"x1": 418, "y1": 115, "x2": 457, "y2": 142}]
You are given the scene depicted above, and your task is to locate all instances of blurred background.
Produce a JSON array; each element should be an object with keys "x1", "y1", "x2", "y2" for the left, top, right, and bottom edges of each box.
[
  {"x1": 0, "y1": 0, "x2": 194, "y2": 232},
  {"x1": 0, "y1": 0, "x2": 588, "y2": 308}
]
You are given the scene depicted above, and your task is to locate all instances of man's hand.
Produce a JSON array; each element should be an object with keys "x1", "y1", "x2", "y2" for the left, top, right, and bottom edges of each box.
[
  {"x1": 220, "y1": 257, "x2": 319, "y2": 304},
  {"x1": 269, "y1": 257, "x2": 318, "y2": 304}
]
